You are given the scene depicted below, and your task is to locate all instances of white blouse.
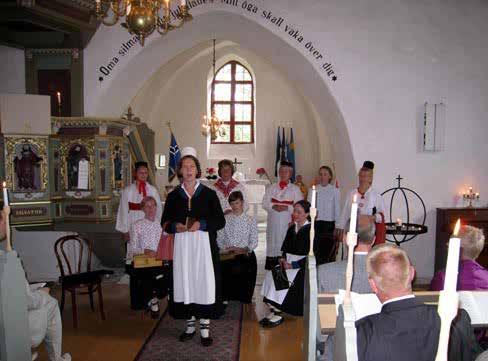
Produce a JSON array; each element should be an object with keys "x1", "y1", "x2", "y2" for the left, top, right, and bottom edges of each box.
[
  {"x1": 217, "y1": 212, "x2": 258, "y2": 251},
  {"x1": 308, "y1": 184, "x2": 341, "y2": 222},
  {"x1": 128, "y1": 218, "x2": 162, "y2": 261}
]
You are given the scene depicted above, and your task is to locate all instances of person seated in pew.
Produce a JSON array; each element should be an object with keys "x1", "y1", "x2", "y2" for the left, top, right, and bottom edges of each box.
[
  {"x1": 318, "y1": 215, "x2": 375, "y2": 294},
  {"x1": 127, "y1": 196, "x2": 167, "y2": 316},
  {"x1": 217, "y1": 191, "x2": 258, "y2": 304},
  {"x1": 356, "y1": 244, "x2": 480, "y2": 361},
  {"x1": 431, "y1": 225, "x2": 488, "y2": 291},
  {"x1": 260, "y1": 200, "x2": 312, "y2": 328},
  {"x1": 0, "y1": 207, "x2": 71, "y2": 361}
]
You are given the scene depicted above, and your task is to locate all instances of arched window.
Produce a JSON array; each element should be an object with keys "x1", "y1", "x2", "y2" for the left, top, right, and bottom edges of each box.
[{"x1": 211, "y1": 61, "x2": 254, "y2": 144}]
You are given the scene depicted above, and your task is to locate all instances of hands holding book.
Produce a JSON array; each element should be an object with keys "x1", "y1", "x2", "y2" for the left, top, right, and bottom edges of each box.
[{"x1": 175, "y1": 218, "x2": 201, "y2": 233}]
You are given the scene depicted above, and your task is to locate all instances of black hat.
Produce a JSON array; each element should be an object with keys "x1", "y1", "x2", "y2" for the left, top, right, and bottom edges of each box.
[
  {"x1": 280, "y1": 161, "x2": 294, "y2": 168},
  {"x1": 362, "y1": 161, "x2": 374, "y2": 170},
  {"x1": 134, "y1": 161, "x2": 148, "y2": 170}
]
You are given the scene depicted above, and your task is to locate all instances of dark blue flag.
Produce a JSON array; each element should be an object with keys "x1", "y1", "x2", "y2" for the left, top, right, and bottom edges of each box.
[{"x1": 168, "y1": 132, "x2": 180, "y2": 182}]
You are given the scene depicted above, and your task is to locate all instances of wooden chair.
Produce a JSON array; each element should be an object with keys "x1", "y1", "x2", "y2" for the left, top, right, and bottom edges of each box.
[{"x1": 54, "y1": 234, "x2": 110, "y2": 328}]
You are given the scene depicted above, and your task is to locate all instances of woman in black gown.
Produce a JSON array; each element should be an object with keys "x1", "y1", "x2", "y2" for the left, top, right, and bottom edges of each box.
[{"x1": 260, "y1": 200, "x2": 312, "y2": 327}]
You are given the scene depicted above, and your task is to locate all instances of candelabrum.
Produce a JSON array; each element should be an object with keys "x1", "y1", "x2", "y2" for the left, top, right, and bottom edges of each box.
[
  {"x1": 94, "y1": 0, "x2": 193, "y2": 46},
  {"x1": 462, "y1": 187, "x2": 480, "y2": 208},
  {"x1": 201, "y1": 110, "x2": 225, "y2": 141}
]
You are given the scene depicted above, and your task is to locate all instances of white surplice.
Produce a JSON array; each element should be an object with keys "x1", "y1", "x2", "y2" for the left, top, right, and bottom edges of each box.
[
  {"x1": 262, "y1": 182, "x2": 303, "y2": 257},
  {"x1": 173, "y1": 230, "x2": 216, "y2": 305}
]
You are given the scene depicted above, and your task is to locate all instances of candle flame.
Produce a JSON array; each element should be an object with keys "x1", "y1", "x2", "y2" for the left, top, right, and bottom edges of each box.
[
  {"x1": 453, "y1": 219, "x2": 461, "y2": 236},
  {"x1": 353, "y1": 194, "x2": 357, "y2": 203},
  {"x1": 2, "y1": 181, "x2": 5, "y2": 188},
  {"x1": 312, "y1": 185, "x2": 316, "y2": 191}
]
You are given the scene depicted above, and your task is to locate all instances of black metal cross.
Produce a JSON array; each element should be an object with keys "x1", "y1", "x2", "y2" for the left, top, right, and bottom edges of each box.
[
  {"x1": 233, "y1": 157, "x2": 242, "y2": 169},
  {"x1": 396, "y1": 174, "x2": 403, "y2": 187}
]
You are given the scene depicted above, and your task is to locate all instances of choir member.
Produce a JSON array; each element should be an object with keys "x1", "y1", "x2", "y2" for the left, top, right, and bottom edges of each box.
[
  {"x1": 126, "y1": 196, "x2": 166, "y2": 313},
  {"x1": 115, "y1": 161, "x2": 162, "y2": 265},
  {"x1": 260, "y1": 200, "x2": 312, "y2": 327},
  {"x1": 217, "y1": 191, "x2": 258, "y2": 304},
  {"x1": 308, "y1": 166, "x2": 341, "y2": 264},
  {"x1": 162, "y1": 148, "x2": 225, "y2": 347},
  {"x1": 431, "y1": 225, "x2": 488, "y2": 291},
  {"x1": 357, "y1": 244, "x2": 479, "y2": 361},
  {"x1": 262, "y1": 161, "x2": 303, "y2": 270},
  {"x1": 211, "y1": 159, "x2": 249, "y2": 214},
  {"x1": 336, "y1": 161, "x2": 386, "y2": 244}
]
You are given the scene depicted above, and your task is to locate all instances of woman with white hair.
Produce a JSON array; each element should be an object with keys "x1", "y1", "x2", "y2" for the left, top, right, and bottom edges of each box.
[{"x1": 431, "y1": 225, "x2": 488, "y2": 290}]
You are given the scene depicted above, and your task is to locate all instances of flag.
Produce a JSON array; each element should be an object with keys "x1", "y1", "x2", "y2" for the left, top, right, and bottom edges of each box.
[
  {"x1": 168, "y1": 132, "x2": 180, "y2": 182},
  {"x1": 287, "y1": 128, "x2": 296, "y2": 181},
  {"x1": 274, "y1": 127, "x2": 281, "y2": 177},
  {"x1": 280, "y1": 127, "x2": 287, "y2": 163}
]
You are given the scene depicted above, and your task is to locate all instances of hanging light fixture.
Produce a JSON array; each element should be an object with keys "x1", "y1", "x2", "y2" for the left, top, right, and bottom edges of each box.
[
  {"x1": 94, "y1": 0, "x2": 192, "y2": 46},
  {"x1": 201, "y1": 40, "x2": 226, "y2": 141}
]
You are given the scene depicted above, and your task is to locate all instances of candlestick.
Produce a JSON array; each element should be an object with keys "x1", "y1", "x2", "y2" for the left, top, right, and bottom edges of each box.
[
  {"x1": 444, "y1": 219, "x2": 461, "y2": 292},
  {"x1": 2, "y1": 181, "x2": 9, "y2": 207},
  {"x1": 311, "y1": 185, "x2": 316, "y2": 209},
  {"x1": 349, "y1": 194, "x2": 358, "y2": 234}
]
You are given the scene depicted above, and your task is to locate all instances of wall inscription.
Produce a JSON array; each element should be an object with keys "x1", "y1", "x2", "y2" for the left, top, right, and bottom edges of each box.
[{"x1": 97, "y1": 0, "x2": 338, "y2": 82}]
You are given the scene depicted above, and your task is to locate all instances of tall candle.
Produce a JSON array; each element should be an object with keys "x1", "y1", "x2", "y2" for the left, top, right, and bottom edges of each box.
[
  {"x1": 2, "y1": 181, "x2": 8, "y2": 207},
  {"x1": 311, "y1": 185, "x2": 316, "y2": 209},
  {"x1": 349, "y1": 194, "x2": 358, "y2": 234},
  {"x1": 56, "y1": 91, "x2": 61, "y2": 106},
  {"x1": 444, "y1": 219, "x2": 461, "y2": 292}
]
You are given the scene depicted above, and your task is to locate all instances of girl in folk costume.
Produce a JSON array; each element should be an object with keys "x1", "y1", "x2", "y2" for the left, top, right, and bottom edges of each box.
[
  {"x1": 116, "y1": 161, "x2": 162, "y2": 264},
  {"x1": 217, "y1": 191, "x2": 258, "y2": 304},
  {"x1": 211, "y1": 159, "x2": 249, "y2": 215},
  {"x1": 262, "y1": 161, "x2": 303, "y2": 270},
  {"x1": 336, "y1": 161, "x2": 386, "y2": 244},
  {"x1": 260, "y1": 200, "x2": 312, "y2": 327},
  {"x1": 127, "y1": 196, "x2": 166, "y2": 314},
  {"x1": 307, "y1": 165, "x2": 341, "y2": 264},
  {"x1": 161, "y1": 147, "x2": 225, "y2": 347}
]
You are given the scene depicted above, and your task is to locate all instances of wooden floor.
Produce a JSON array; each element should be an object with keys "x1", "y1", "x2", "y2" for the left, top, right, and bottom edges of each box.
[{"x1": 36, "y1": 281, "x2": 303, "y2": 361}]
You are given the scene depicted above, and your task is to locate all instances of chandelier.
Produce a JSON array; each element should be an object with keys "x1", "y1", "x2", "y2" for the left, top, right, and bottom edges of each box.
[
  {"x1": 201, "y1": 40, "x2": 226, "y2": 141},
  {"x1": 94, "y1": 0, "x2": 192, "y2": 46}
]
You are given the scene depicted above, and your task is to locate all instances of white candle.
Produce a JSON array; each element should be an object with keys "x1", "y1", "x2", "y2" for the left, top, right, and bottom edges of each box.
[
  {"x1": 444, "y1": 219, "x2": 461, "y2": 292},
  {"x1": 311, "y1": 185, "x2": 316, "y2": 209},
  {"x1": 56, "y1": 91, "x2": 61, "y2": 106},
  {"x1": 180, "y1": 0, "x2": 186, "y2": 6},
  {"x1": 349, "y1": 194, "x2": 358, "y2": 234},
  {"x1": 2, "y1": 181, "x2": 8, "y2": 207},
  {"x1": 396, "y1": 218, "x2": 403, "y2": 227}
]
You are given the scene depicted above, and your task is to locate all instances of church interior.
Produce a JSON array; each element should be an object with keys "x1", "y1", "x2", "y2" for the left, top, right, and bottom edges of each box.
[{"x1": 1, "y1": 0, "x2": 488, "y2": 360}]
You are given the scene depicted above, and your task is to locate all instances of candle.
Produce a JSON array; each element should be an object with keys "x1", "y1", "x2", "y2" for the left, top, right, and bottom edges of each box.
[
  {"x1": 444, "y1": 219, "x2": 461, "y2": 292},
  {"x1": 180, "y1": 0, "x2": 186, "y2": 6},
  {"x1": 2, "y1": 181, "x2": 8, "y2": 207},
  {"x1": 311, "y1": 185, "x2": 316, "y2": 209},
  {"x1": 56, "y1": 91, "x2": 61, "y2": 106},
  {"x1": 349, "y1": 194, "x2": 358, "y2": 234}
]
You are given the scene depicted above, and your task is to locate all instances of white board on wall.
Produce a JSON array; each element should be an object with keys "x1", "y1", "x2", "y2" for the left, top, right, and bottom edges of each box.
[{"x1": 0, "y1": 94, "x2": 51, "y2": 135}]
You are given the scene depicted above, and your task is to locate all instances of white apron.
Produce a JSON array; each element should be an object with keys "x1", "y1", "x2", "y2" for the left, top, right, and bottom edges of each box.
[
  {"x1": 261, "y1": 254, "x2": 304, "y2": 305},
  {"x1": 173, "y1": 230, "x2": 216, "y2": 305},
  {"x1": 266, "y1": 210, "x2": 293, "y2": 257}
]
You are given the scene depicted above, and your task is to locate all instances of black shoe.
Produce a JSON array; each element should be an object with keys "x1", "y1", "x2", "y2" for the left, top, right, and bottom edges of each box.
[
  {"x1": 201, "y1": 336, "x2": 213, "y2": 347},
  {"x1": 179, "y1": 331, "x2": 196, "y2": 342},
  {"x1": 262, "y1": 317, "x2": 283, "y2": 328},
  {"x1": 259, "y1": 317, "x2": 269, "y2": 326}
]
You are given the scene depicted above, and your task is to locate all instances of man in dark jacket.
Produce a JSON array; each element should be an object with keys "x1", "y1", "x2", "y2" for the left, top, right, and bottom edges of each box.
[{"x1": 356, "y1": 244, "x2": 481, "y2": 361}]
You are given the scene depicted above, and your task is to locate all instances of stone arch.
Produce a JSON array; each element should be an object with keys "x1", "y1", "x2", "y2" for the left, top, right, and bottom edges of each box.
[{"x1": 85, "y1": 10, "x2": 356, "y2": 189}]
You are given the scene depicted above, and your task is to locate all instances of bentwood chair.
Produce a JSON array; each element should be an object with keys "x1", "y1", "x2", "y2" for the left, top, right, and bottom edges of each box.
[{"x1": 54, "y1": 234, "x2": 111, "y2": 328}]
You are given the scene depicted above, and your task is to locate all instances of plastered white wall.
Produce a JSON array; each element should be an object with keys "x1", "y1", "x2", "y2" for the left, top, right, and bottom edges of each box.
[
  {"x1": 0, "y1": 45, "x2": 25, "y2": 94},
  {"x1": 83, "y1": 0, "x2": 488, "y2": 281}
]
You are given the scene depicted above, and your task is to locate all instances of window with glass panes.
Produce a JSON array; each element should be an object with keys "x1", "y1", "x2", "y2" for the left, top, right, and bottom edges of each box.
[{"x1": 211, "y1": 61, "x2": 254, "y2": 144}]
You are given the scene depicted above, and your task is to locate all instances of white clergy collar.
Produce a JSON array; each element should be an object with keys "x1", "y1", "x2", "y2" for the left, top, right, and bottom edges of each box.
[
  {"x1": 382, "y1": 294, "x2": 415, "y2": 306},
  {"x1": 295, "y1": 220, "x2": 310, "y2": 233}
]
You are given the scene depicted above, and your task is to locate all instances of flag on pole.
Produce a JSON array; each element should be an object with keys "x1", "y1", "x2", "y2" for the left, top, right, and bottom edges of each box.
[
  {"x1": 168, "y1": 132, "x2": 181, "y2": 182},
  {"x1": 281, "y1": 127, "x2": 287, "y2": 163},
  {"x1": 274, "y1": 127, "x2": 281, "y2": 177},
  {"x1": 287, "y1": 128, "x2": 296, "y2": 181}
]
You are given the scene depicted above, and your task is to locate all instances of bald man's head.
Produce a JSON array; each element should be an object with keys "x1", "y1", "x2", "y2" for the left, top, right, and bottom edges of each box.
[{"x1": 366, "y1": 244, "x2": 414, "y2": 299}]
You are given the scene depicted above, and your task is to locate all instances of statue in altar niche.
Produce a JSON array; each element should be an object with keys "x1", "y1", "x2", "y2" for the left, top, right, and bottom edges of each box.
[
  {"x1": 113, "y1": 145, "x2": 123, "y2": 182},
  {"x1": 14, "y1": 144, "x2": 43, "y2": 190},
  {"x1": 67, "y1": 144, "x2": 90, "y2": 190}
]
